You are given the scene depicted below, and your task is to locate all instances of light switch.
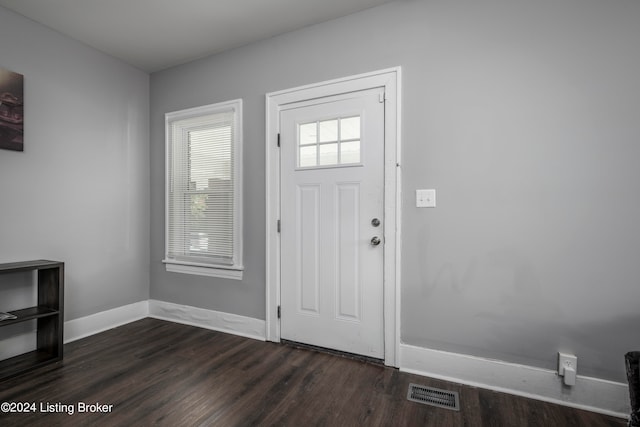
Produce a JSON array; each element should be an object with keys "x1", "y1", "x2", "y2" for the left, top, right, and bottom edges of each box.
[{"x1": 416, "y1": 189, "x2": 436, "y2": 208}]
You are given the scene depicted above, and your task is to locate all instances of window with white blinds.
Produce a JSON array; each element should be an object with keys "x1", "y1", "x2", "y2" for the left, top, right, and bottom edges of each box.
[{"x1": 164, "y1": 100, "x2": 243, "y2": 279}]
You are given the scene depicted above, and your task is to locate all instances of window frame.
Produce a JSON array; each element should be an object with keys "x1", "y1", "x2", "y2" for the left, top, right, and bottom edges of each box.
[
  {"x1": 163, "y1": 99, "x2": 243, "y2": 280},
  {"x1": 296, "y1": 115, "x2": 363, "y2": 170}
]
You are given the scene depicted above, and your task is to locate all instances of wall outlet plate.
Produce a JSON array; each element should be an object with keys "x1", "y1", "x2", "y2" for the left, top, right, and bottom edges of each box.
[
  {"x1": 416, "y1": 189, "x2": 436, "y2": 208},
  {"x1": 558, "y1": 352, "x2": 577, "y2": 375}
]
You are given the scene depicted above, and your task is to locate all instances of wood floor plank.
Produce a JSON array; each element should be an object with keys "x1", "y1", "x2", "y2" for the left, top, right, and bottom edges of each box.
[{"x1": 0, "y1": 319, "x2": 628, "y2": 426}]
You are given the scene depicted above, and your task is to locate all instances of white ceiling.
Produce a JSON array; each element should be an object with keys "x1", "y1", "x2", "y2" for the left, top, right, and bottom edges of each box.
[{"x1": 0, "y1": 0, "x2": 396, "y2": 73}]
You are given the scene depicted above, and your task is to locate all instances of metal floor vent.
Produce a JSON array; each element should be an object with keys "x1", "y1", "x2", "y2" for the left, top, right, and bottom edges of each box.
[{"x1": 407, "y1": 384, "x2": 460, "y2": 411}]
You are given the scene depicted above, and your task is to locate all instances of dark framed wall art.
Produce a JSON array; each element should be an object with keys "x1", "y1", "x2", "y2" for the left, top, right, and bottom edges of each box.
[{"x1": 0, "y1": 67, "x2": 24, "y2": 152}]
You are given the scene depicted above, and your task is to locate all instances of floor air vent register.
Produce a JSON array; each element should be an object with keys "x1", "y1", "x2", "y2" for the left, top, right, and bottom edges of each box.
[{"x1": 407, "y1": 384, "x2": 460, "y2": 411}]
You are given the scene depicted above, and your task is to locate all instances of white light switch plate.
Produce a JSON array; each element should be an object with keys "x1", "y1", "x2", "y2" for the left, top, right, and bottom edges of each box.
[{"x1": 416, "y1": 189, "x2": 436, "y2": 208}]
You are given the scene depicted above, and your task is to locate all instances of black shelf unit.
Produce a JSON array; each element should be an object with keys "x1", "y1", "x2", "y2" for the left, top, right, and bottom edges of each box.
[{"x1": 0, "y1": 260, "x2": 64, "y2": 380}]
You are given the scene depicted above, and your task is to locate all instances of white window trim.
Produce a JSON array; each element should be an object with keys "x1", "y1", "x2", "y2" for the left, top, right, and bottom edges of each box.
[
  {"x1": 164, "y1": 261, "x2": 243, "y2": 280},
  {"x1": 163, "y1": 99, "x2": 244, "y2": 280}
]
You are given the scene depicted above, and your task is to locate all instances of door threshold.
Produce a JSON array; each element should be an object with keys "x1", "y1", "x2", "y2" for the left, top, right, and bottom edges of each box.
[{"x1": 281, "y1": 339, "x2": 384, "y2": 366}]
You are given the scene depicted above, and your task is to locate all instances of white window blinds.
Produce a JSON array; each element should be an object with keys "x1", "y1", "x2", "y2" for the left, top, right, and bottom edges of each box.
[{"x1": 164, "y1": 100, "x2": 243, "y2": 276}]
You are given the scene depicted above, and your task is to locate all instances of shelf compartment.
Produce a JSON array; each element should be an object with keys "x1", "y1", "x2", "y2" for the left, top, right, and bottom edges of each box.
[
  {"x1": 0, "y1": 260, "x2": 64, "y2": 381},
  {"x1": 0, "y1": 306, "x2": 59, "y2": 327}
]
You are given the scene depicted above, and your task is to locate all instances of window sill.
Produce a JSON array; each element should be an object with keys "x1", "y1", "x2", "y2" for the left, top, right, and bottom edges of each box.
[{"x1": 163, "y1": 260, "x2": 243, "y2": 280}]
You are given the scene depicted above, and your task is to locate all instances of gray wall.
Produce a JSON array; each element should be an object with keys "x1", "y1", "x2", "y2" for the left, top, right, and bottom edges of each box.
[
  {"x1": 0, "y1": 7, "x2": 150, "y2": 320},
  {"x1": 150, "y1": 0, "x2": 640, "y2": 382}
]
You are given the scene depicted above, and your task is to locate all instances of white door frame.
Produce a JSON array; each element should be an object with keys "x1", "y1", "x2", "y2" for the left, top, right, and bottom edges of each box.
[{"x1": 265, "y1": 67, "x2": 402, "y2": 367}]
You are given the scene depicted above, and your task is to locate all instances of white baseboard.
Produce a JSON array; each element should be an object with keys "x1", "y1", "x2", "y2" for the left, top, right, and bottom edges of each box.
[
  {"x1": 399, "y1": 343, "x2": 629, "y2": 419},
  {"x1": 62, "y1": 300, "x2": 266, "y2": 343},
  {"x1": 49, "y1": 302, "x2": 632, "y2": 419},
  {"x1": 64, "y1": 301, "x2": 149, "y2": 343},
  {"x1": 148, "y1": 299, "x2": 266, "y2": 341}
]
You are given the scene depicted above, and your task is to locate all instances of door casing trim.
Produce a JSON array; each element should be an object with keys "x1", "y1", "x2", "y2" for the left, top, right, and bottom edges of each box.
[{"x1": 265, "y1": 67, "x2": 402, "y2": 367}]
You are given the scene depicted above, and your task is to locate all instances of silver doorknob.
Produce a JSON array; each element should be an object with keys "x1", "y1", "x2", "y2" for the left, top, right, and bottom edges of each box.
[{"x1": 371, "y1": 236, "x2": 381, "y2": 246}]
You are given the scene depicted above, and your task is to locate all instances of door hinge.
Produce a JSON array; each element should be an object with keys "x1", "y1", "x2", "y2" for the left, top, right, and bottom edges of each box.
[
  {"x1": 277, "y1": 305, "x2": 281, "y2": 319},
  {"x1": 379, "y1": 92, "x2": 385, "y2": 103},
  {"x1": 277, "y1": 219, "x2": 281, "y2": 233},
  {"x1": 277, "y1": 133, "x2": 281, "y2": 147}
]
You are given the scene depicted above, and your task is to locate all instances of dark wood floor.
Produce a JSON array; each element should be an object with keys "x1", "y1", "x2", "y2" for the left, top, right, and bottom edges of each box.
[{"x1": 0, "y1": 318, "x2": 627, "y2": 426}]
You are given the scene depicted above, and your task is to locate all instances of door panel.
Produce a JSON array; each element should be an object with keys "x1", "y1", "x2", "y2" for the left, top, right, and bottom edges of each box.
[
  {"x1": 297, "y1": 184, "x2": 320, "y2": 315},
  {"x1": 336, "y1": 182, "x2": 360, "y2": 321},
  {"x1": 280, "y1": 88, "x2": 385, "y2": 358}
]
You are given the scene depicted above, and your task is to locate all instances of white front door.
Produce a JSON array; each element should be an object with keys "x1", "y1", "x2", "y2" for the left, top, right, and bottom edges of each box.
[{"x1": 280, "y1": 87, "x2": 385, "y2": 358}]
